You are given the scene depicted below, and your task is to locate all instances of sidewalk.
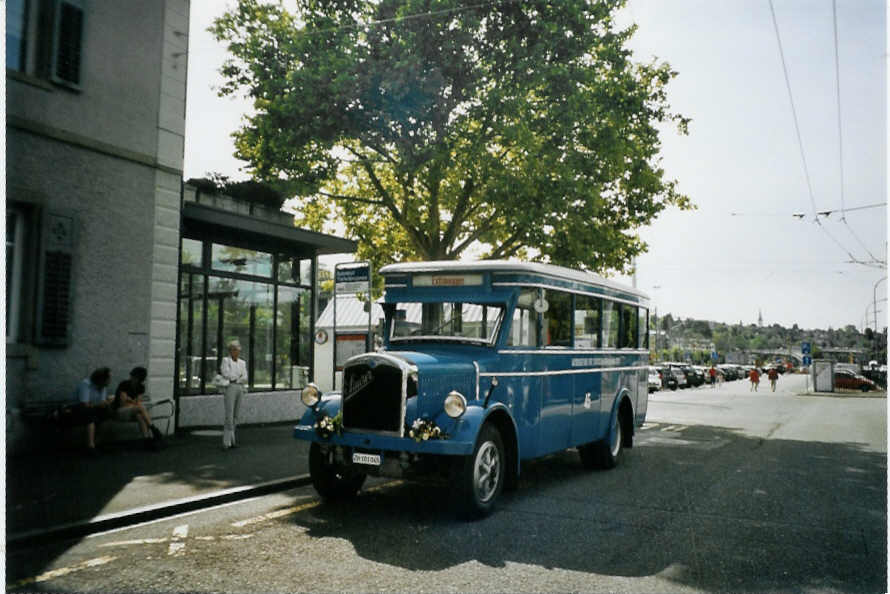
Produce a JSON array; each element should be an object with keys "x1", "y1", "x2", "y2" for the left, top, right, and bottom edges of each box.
[{"x1": 6, "y1": 424, "x2": 310, "y2": 545}]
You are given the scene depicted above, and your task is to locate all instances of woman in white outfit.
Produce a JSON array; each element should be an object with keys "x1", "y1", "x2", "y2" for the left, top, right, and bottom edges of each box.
[{"x1": 219, "y1": 340, "x2": 248, "y2": 449}]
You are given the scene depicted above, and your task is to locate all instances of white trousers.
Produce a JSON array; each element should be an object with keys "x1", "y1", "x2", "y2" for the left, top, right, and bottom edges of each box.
[{"x1": 223, "y1": 383, "x2": 245, "y2": 447}]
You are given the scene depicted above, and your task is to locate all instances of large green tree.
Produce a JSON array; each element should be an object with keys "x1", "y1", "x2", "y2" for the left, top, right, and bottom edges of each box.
[{"x1": 212, "y1": 0, "x2": 692, "y2": 272}]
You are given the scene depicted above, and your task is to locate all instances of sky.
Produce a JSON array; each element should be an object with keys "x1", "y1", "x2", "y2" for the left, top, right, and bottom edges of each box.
[{"x1": 183, "y1": 0, "x2": 887, "y2": 332}]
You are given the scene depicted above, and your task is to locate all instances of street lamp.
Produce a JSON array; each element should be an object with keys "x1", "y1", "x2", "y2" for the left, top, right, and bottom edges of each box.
[
  {"x1": 874, "y1": 276, "x2": 887, "y2": 334},
  {"x1": 650, "y1": 285, "x2": 662, "y2": 359}
]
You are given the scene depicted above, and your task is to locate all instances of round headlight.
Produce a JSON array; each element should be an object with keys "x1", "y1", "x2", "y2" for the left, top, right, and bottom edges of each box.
[
  {"x1": 444, "y1": 390, "x2": 467, "y2": 418},
  {"x1": 301, "y1": 383, "x2": 320, "y2": 407}
]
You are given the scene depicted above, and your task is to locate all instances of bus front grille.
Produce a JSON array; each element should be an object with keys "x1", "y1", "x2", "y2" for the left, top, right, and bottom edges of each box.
[{"x1": 341, "y1": 362, "x2": 404, "y2": 434}]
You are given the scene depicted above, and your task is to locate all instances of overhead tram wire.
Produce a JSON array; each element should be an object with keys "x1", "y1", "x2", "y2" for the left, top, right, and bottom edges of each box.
[
  {"x1": 729, "y1": 202, "x2": 886, "y2": 218},
  {"x1": 831, "y1": 0, "x2": 883, "y2": 264},
  {"x1": 767, "y1": 0, "x2": 873, "y2": 267},
  {"x1": 294, "y1": 0, "x2": 522, "y2": 39}
]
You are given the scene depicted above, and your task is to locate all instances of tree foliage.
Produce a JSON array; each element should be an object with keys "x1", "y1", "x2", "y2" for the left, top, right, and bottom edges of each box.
[{"x1": 212, "y1": 0, "x2": 692, "y2": 272}]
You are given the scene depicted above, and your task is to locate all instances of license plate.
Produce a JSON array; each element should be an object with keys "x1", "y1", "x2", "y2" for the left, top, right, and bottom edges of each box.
[{"x1": 352, "y1": 452, "x2": 381, "y2": 466}]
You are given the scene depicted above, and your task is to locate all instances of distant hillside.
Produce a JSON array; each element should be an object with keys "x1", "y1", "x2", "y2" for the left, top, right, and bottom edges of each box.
[{"x1": 653, "y1": 313, "x2": 886, "y2": 365}]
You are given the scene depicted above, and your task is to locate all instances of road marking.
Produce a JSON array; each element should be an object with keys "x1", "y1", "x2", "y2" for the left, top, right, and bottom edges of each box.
[
  {"x1": 99, "y1": 537, "x2": 169, "y2": 548},
  {"x1": 660, "y1": 425, "x2": 686, "y2": 432},
  {"x1": 230, "y1": 480, "x2": 405, "y2": 528},
  {"x1": 167, "y1": 524, "x2": 189, "y2": 556},
  {"x1": 8, "y1": 555, "x2": 117, "y2": 589},
  {"x1": 231, "y1": 500, "x2": 320, "y2": 528}
]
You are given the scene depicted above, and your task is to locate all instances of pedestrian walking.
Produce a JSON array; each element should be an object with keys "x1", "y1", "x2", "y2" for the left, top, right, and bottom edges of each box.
[
  {"x1": 768, "y1": 367, "x2": 779, "y2": 392},
  {"x1": 749, "y1": 367, "x2": 760, "y2": 392},
  {"x1": 217, "y1": 340, "x2": 248, "y2": 449},
  {"x1": 709, "y1": 365, "x2": 717, "y2": 388}
]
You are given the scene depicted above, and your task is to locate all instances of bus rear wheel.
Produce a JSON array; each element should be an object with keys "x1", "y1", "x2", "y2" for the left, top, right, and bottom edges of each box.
[
  {"x1": 454, "y1": 424, "x2": 505, "y2": 520},
  {"x1": 309, "y1": 442, "x2": 366, "y2": 500},
  {"x1": 579, "y1": 409, "x2": 623, "y2": 470}
]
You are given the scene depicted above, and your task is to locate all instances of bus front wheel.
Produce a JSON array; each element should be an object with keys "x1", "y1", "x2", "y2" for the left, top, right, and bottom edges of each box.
[
  {"x1": 454, "y1": 424, "x2": 505, "y2": 520},
  {"x1": 309, "y1": 442, "x2": 366, "y2": 500}
]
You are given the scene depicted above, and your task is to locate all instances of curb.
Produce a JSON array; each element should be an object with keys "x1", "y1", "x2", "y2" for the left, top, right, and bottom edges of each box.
[
  {"x1": 796, "y1": 391, "x2": 887, "y2": 398},
  {"x1": 7, "y1": 474, "x2": 313, "y2": 550}
]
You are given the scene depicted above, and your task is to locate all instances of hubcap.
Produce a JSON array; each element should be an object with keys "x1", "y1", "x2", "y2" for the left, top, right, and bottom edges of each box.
[
  {"x1": 473, "y1": 441, "x2": 501, "y2": 503},
  {"x1": 610, "y1": 415, "x2": 622, "y2": 458}
]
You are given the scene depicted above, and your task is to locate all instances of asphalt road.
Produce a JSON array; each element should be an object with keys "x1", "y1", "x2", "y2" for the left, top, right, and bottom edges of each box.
[{"x1": 7, "y1": 373, "x2": 887, "y2": 593}]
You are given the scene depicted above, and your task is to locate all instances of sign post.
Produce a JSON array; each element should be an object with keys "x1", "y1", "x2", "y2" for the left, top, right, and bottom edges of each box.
[{"x1": 333, "y1": 262, "x2": 371, "y2": 390}]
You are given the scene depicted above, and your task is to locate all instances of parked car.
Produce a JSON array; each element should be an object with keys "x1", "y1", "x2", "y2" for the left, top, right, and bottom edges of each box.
[
  {"x1": 658, "y1": 366, "x2": 679, "y2": 390},
  {"x1": 718, "y1": 365, "x2": 738, "y2": 381},
  {"x1": 648, "y1": 367, "x2": 662, "y2": 392},
  {"x1": 834, "y1": 369, "x2": 878, "y2": 392},
  {"x1": 668, "y1": 363, "x2": 699, "y2": 387},
  {"x1": 668, "y1": 365, "x2": 689, "y2": 389},
  {"x1": 683, "y1": 365, "x2": 705, "y2": 388}
]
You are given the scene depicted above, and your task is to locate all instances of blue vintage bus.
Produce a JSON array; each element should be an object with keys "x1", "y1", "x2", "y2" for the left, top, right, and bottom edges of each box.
[{"x1": 294, "y1": 261, "x2": 650, "y2": 518}]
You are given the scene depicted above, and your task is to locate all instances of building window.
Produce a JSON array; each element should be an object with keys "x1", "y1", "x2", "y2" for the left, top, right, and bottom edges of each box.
[
  {"x1": 6, "y1": 0, "x2": 85, "y2": 88},
  {"x1": 6, "y1": 209, "x2": 25, "y2": 342},
  {"x1": 6, "y1": 0, "x2": 29, "y2": 72},
  {"x1": 177, "y1": 239, "x2": 315, "y2": 395},
  {"x1": 50, "y1": 0, "x2": 85, "y2": 88}
]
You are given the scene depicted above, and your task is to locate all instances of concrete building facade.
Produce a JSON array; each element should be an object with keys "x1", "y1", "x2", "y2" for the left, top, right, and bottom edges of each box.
[{"x1": 6, "y1": 0, "x2": 189, "y2": 426}]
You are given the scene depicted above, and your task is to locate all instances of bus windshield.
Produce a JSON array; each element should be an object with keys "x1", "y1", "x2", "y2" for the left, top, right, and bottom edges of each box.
[{"x1": 390, "y1": 302, "x2": 505, "y2": 345}]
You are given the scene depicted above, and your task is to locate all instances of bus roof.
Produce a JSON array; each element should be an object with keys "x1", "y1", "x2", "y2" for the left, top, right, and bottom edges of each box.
[{"x1": 379, "y1": 260, "x2": 649, "y2": 301}]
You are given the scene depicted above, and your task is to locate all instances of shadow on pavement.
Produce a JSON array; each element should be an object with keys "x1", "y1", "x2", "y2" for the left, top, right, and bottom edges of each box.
[
  {"x1": 287, "y1": 424, "x2": 886, "y2": 593},
  {"x1": 5, "y1": 424, "x2": 306, "y2": 584}
]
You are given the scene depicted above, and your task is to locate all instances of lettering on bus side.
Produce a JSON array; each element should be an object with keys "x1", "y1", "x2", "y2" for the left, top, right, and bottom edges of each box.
[{"x1": 572, "y1": 357, "x2": 621, "y2": 367}]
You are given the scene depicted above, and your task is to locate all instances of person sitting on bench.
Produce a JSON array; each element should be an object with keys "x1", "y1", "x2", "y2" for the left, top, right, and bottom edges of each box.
[
  {"x1": 112, "y1": 366, "x2": 163, "y2": 450},
  {"x1": 73, "y1": 367, "x2": 114, "y2": 455}
]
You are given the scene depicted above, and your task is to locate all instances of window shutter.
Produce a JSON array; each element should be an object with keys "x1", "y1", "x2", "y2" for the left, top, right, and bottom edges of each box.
[
  {"x1": 50, "y1": 0, "x2": 84, "y2": 89},
  {"x1": 36, "y1": 212, "x2": 76, "y2": 346}
]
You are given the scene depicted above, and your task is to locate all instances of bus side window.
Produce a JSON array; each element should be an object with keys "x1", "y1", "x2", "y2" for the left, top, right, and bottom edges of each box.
[
  {"x1": 602, "y1": 300, "x2": 619, "y2": 348},
  {"x1": 508, "y1": 289, "x2": 537, "y2": 347},
  {"x1": 575, "y1": 295, "x2": 601, "y2": 349},
  {"x1": 639, "y1": 308, "x2": 648, "y2": 349},
  {"x1": 543, "y1": 290, "x2": 572, "y2": 347},
  {"x1": 619, "y1": 304, "x2": 638, "y2": 348}
]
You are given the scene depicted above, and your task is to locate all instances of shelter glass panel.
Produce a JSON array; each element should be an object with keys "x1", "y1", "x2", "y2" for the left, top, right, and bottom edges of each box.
[
  {"x1": 181, "y1": 238, "x2": 203, "y2": 268},
  {"x1": 212, "y1": 243, "x2": 272, "y2": 278},
  {"x1": 177, "y1": 272, "x2": 204, "y2": 393},
  {"x1": 276, "y1": 286, "x2": 311, "y2": 389}
]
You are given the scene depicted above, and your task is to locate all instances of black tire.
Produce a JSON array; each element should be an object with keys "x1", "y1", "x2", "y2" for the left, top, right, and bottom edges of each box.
[
  {"x1": 860, "y1": 384, "x2": 871, "y2": 392},
  {"x1": 578, "y1": 407, "x2": 623, "y2": 470},
  {"x1": 309, "y1": 442, "x2": 366, "y2": 500},
  {"x1": 454, "y1": 424, "x2": 505, "y2": 520}
]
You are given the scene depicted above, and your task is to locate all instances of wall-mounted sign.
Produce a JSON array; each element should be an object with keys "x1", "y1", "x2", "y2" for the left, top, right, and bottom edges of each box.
[{"x1": 314, "y1": 329, "x2": 328, "y2": 344}]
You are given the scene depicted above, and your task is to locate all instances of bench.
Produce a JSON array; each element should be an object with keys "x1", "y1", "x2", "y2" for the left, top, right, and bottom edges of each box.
[{"x1": 13, "y1": 398, "x2": 176, "y2": 453}]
